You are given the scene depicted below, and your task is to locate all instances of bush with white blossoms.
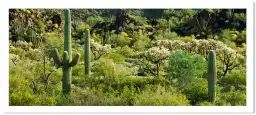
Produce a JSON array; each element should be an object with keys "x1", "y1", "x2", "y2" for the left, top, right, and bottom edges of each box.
[
  {"x1": 90, "y1": 39, "x2": 112, "y2": 60},
  {"x1": 140, "y1": 47, "x2": 170, "y2": 63},
  {"x1": 216, "y1": 46, "x2": 245, "y2": 76},
  {"x1": 138, "y1": 46, "x2": 170, "y2": 76}
]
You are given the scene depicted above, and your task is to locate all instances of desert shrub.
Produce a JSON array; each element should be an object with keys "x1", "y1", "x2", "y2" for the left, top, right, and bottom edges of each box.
[
  {"x1": 100, "y1": 88, "x2": 125, "y2": 106},
  {"x1": 14, "y1": 40, "x2": 33, "y2": 50},
  {"x1": 72, "y1": 22, "x2": 90, "y2": 39},
  {"x1": 155, "y1": 30, "x2": 179, "y2": 40},
  {"x1": 132, "y1": 30, "x2": 152, "y2": 51},
  {"x1": 90, "y1": 58, "x2": 137, "y2": 87},
  {"x1": 91, "y1": 58, "x2": 117, "y2": 82},
  {"x1": 10, "y1": 91, "x2": 57, "y2": 106},
  {"x1": 43, "y1": 32, "x2": 64, "y2": 57},
  {"x1": 10, "y1": 91, "x2": 41, "y2": 106},
  {"x1": 115, "y1": 45, "x2": 136, "y2": 58},
  {"x1": 72, "y1": 63, "x2": 85, "y2": 84},
  {"x1": 106, "y1": 52, "x2": 125, "y2": 63},
  {"x1": 9, "y1": 46, "x2": 25, "y2": 58},
  {"x1": 115, "y1": 76, "x2": 152, "y2": 91},
  {"x1": 56, "y1": 86, "x2": 102, "y2": 106},
  {"x1": 119, "y1": 85, "x2": 138, "y2": 105},
  {"x1": 219, "y1": 69, "x2": 246, "y2": 91},
  {"x1": 135, "y1": 85, "x2": 190, "y2": 106},
  {"x1": 167, "y1": 50, "x2": 207, "y2": 88},
  {"x1": 116, "y1": 32, "x2": 133, "y2": 47},
  {"x1": 215, "y1": 86, "x2": 246, "y2": 106},
  {"x1": 182, "y1": 78, "x2": 208, "y2": 105},
  {"x1": 24, "y1": 49, "x2": 42, "y2": 61}
]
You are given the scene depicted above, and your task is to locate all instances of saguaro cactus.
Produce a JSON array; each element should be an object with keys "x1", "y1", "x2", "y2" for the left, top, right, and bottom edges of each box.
[
  {"x1": 207, "y1": 50, "x2": 217, "y2": 102},
  {"x1": 84, "y1": 29, "x2": 90, "y2": 76},
  {"x1": 52, "y1": 9, "x2": 80, "y2": 94}
]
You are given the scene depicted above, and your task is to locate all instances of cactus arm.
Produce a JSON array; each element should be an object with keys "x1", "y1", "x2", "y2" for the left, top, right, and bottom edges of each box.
[
  {"x1": 84, "y1": 29, "x2": 91, "y2": 76},
  {"x1": 51, "y1": 48, "x2": 62, "y2": 67},
  {"x1": 207, "y1": 50, "x2": 217, "y2": 102},
  {"x1": 70, "y1": 53, "x2": 81, "y2": 67}
]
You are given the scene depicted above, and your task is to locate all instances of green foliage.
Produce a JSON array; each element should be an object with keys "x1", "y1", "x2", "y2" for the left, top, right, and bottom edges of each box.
[
  {"x1": 9, "y1": 9, "x2": 246, "y2": 106},
  {"x1": 24, "y1": 49, "x2": 42, "y2": 61},
  {"x1": 182, "y1": 78, "x2": 208, "y2": 105},
  {"x1": 155, "y1": 30, "x2": 178, "y2": 40},
  {"x1": 213, "y1": 86, "x2": 246, "y2": 106},
  {"x1": 167, "y1": 50, "x2": 207, "y2": 88},
  {"x1": 9, "y1": 46, "x2": 25, "y2": 59},
  {"x1": 10, "y1": 91, "x2": 41, "y2": 105},
  {"x1": 115, "y1": 32, "x2": 133, "y2": 47},
  {"x1": 115, "y1": 46, "x2": 136, "y2": 58},
  {"x1": 220, "y1": 69, "x2": 246, "y2": 91},
  {"x1": 135, "y1": 85, "x2": 190, "y2": 106},
  {"x1": 91, "y1": 58, "x2": 117, "y2": 83},
  {"x1": 106, "y1": 52, "x2": 125, "y2": 63},
  {"x1": 132, "y1": 30, "x2": 152, "y2": 51}
]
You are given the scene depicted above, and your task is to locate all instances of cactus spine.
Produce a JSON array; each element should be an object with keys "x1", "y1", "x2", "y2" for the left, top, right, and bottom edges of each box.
[
  {"x1": 207, "y1": 50, "x2": 217, "y2": 102},
  {"x1": 84, "y1": 29, "x2": 90, "y2": 76},
  {"x1": 52, "y1": 9, "x2": 80, "y2": 94}
]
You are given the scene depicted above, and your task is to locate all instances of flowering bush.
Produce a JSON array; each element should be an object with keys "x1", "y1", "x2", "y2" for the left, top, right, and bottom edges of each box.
[
  {"x1": 138, "y1": 47, "x2": 170, "y2": 76},
  {"x1": 90, "y1": 39, "x2": 112, "y2": 60}
]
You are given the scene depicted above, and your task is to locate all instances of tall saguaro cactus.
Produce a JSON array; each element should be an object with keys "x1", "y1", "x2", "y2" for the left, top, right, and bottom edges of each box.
[
  {"x1": 207, "y1": 50, "x2": 217, "y2": 102},
  {"x1": 52, "y1": 9, "x2": 80, "y2": 94},
  {"x1": 84, "y1": 29, "x2": 90, "y2": 77}
]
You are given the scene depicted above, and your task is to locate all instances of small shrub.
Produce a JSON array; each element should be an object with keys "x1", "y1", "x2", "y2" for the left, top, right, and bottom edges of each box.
[
  {"x1": 135, "y1": 85, "x2": 190, "y2": 106},
  {"x1": 182, "y1": 78, "x2": 208, "y2": 105}
]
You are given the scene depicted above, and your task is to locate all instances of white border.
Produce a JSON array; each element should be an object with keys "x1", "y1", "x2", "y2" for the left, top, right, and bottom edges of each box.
[{"x1": 0, "y1": 0, "x2": 254, "y2": 114}]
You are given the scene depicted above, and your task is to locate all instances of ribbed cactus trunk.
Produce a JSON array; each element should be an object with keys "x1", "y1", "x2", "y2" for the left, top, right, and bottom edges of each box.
[
  {"x1": 207, "y1": 50, "x2": 217, "y2": 102},
  {"x1": 84, "y1": 29, "x2": 90, "y2": 77},
  {"x1": 52, "y1": 9, "x2": 80, "y2": 95},
  {"x1": 63, "y1": 9, "x2": 72, "y2": 94}
]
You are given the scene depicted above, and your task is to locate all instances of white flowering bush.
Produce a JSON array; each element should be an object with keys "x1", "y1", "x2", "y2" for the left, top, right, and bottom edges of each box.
[
  {"x1": 216, "y1": 46, "x2": 245, "y2": 76},
  {"x1": 138, "y1": 47, "x2": 170, "y2": 76},
  {"x1": 90, "y1": 39, "x2": 112, "y2": 60},
  {"x1": 139, "y1": 47, "x2": 170, "y2": 63}
]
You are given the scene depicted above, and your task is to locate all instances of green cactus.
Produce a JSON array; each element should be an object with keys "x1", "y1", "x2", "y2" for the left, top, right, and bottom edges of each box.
[
  {"x1": 52, "y1": 9, "x2": 80, "y2": 94},
  {"x1": 207, "y1": 50, "x2": 217, "y2": 102},
  {"x1": 84, "y1": 29, "x2": 91, "y2": 77}
]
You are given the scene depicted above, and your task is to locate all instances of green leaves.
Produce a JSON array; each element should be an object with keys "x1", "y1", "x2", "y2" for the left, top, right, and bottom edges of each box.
[{"x1": 168, "y1": 50, "x2": 207, "y2": 88}]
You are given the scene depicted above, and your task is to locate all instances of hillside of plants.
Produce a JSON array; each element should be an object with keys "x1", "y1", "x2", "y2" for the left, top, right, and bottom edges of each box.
[{"x1": 9, "y1": 9, "x2": 246, "y2": 106}]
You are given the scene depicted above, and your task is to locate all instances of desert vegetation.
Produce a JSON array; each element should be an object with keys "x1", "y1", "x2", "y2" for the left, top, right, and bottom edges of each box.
[{"x1": 9, "y1": 9, "x2": 246, "y2": 106}]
